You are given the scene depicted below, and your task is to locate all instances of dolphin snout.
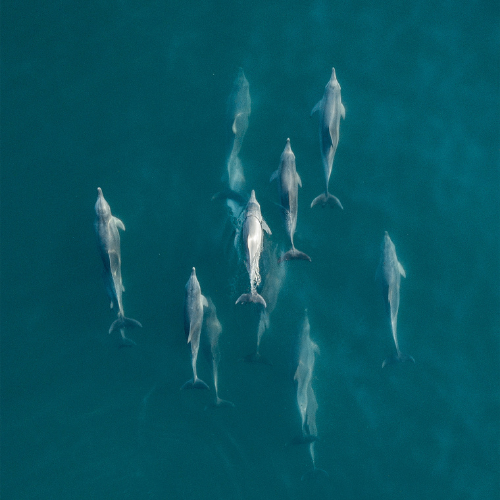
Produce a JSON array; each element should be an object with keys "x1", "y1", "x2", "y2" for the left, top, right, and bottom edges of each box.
[{"x1": 97, "y1": 187, "x2": 103, "y2": 196}]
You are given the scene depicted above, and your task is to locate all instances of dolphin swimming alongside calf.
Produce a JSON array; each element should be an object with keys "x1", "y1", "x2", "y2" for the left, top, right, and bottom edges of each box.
[
  {"x1": 235, "y1": 190, "x2": 271, "y2": 308},
  {"x1": 182, "y1": 267, "x2": 210, "y2": 389},
  {"x1": 270, "y1": 138, "x2": 311, "y2": 263},
  {"x1": 376, "y1": 232, "x2": 415, "y2": 367},
  {"x1": 94, "y1": 187, "x2": 142, "y2": 345},
  {"x1": 310, "y1": 67, "x2": 345, "y2": 209}
]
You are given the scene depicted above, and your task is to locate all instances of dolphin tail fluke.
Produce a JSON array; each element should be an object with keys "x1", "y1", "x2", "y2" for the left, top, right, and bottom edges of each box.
[
  {"x1": 244, "y1": 351, "x2": 272, "y2": 365},
  {"x1": 213, "y1": 396, "x2": 235, "y2": 408},
  {"x1": 310, "y1": 192, "x2": 343, "y2": 209},
  {"x1": 235, "y1": 293, "x2": 267, "y2": 308},
  {"x1": 109, "y1": 315, "x2": 143, "y2": 334},
  {"x1": 180, "y1": 377, "x2": 210, "y2": 390},
  {"x1": 301, "y1": 468, "x2": 328, "y2": 481},
  {"x1": 382, "y1": 352, "x2": 415, "y2": 368},
  {"x1": 118, "y1": 332, "x2": 137, "y2": 347},
  {"x1": 278, "y1": 248, "x2": 312, "y2": 263}
]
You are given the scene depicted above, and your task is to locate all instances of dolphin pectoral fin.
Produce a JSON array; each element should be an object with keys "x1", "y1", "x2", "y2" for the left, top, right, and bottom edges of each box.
[
  {"x1": 296, "y1": 172, "x2": 302, "y2": 187},
  {"x1": 201, "y1": 295, "x2": 209, "y2": 308},
  {"x1": 398, "y1": 262, "x2": 406, "y2": 278},
  {"x1": 340, "y1": 102, "x2": 346, "y2": 119},
  {"x1": 270, "y1": 169, "x2": 279, "y2": 183},
  {"x1": 261, "y1": 219, "x2": 272, "y2": 235},
  {"x1": 311, "y1": 100, "x2": 322, "y2": 116},
  {"x1": 310, "y1": 192, "x2": 343, "y2": 209},
  {"x1": 278, "y1": 248, "x2": 311, "y2": 263},
  {"x1": 109, "y1": 316, "x2": 143, "y2": 334},
  {"x1": 301, "y1": 468, "x2": 328, "y2": 481},
  {"x1": 181, "y1": 377, "x2": 210, "y2": 390},
  {"x1": 236, "y1": 293, "x2": 267, "y2": 308},
  {"x1": 110, "y1": 301, "x2": 114, "y2": 309},
  {"x1": 113, "y1": 216, "x2": 125, "y2": 231},
  {"x1": 382, "y1": 352, "x2": 415, "y2": 368}
]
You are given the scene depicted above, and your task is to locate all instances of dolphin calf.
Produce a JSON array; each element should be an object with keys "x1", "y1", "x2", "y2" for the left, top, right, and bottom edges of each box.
[
  {"x1": 376, "y1": 232, "x2": 415, "y2": 367},
  {"x1": 203, "y1": 298, "x2": 234, "y2": 407},
  {"x1": 310, "y1": 67, "x2": 345, "y2": 209},
  {"x1": 94, "y1": 188, "x2": 142, "y2": 345},
  {"x1": 245, "y1": 245, "x2": 286, "y2": 364},
  {"x1": 235, "y1": 190, "x2": 271, "y2": 308},
  {"x1": 270, "y1": 138, "x2": 311, "y2": 263},
  {"x1": 182, "y1": 268, "x2": 210, "y2": 390}
]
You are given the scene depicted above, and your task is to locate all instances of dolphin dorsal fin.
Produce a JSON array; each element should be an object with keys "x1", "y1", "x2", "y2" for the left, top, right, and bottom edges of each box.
[
  {"x1": 398, "y1": 262, "x2": 406, "y2": 278},
  {"x1": 201, "y1": 295, "x2": 208, "y2": 308},
  {"x1": 113, "y1": 217, "x2": 125, "y2": 231},
  {"x1": 311, "y1": 99, "x2": 322, "y2": 116},
  {"x1": 232, "y1": 113, "x2": 243, "y2": 134}
]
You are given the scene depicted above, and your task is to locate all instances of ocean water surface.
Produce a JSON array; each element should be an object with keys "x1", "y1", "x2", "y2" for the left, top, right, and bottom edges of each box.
[{"x1": 1, "y1": 0, "x2": 499, "y2": 499}]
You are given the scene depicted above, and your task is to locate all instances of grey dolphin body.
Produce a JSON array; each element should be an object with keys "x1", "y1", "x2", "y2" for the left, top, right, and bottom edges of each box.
[
  {"x1": 203, "y1": 298, "x2": 234, "y2": 407},
  {"x1": 293, "y1": 312, "x2": 327, "y2": 479},
  {"x1": 310, "y1": 68, "x2": 345, "y2": 209},
  {"x1": 376, "y1": 232, "x2": 415, "y2": 367},
  {"x1": 94, "y1": 188, "x2": 142, "y2": 344},
  {"x1": 245, "y1": 245, "x2": 286, "y2": 364},
  {"x1": 182, "y1": 268, "x2": 210, "y2": 390},
  {"x1": 235, "y1": 190, "x2": 272, "y2": 308},
  {"x1": 270, "y1": 138, "x2": 311, "y2": 263}
]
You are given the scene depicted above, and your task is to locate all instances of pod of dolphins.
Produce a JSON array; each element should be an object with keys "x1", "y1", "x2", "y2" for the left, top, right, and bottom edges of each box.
[{"x1": 94, "y1": 67, "x2": 415, "y2": 479}]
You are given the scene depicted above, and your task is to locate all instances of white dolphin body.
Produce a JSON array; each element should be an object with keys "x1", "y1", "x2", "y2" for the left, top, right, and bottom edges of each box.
[
  {"x1": 310, "y1": 67, "x2": 345, "y2": 209},
  {"x1": 235, "y1": 190, "x2": 271, "y2": 308},
  {"x1": 94, "y1": 187, "x2": 142, "y2": 345},
  {"x1": 376, "y1": 232, "x2": 415, "y2": 367},
  {"x1": 182, "y1": 268, "x2": 209, "y2": 389},
  {"x1": 270, "y1": 139, "x2": 311, "y2": 263}
]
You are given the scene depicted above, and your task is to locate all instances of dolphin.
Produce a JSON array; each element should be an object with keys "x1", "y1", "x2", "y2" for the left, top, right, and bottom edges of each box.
[
  {"x1": 235, "y1": 190, "x2": 271, "y2": 307},
  {"x1": 203, "y1": 298, "x2": 234, "y2": 408},
  {"x1": 270, "y1": 138, "x2": 311, "y2": 263},
  {"x1": 376, "y1": 232, "x2": 415, "y2": 367},
  {"x1": 245, "y1": 245, "x2": 286, "y2": 364},
  {"x1": 227, "y1": 67, "x2": 251, "y2": 163},
  {"x1": 94, "y1": 187, "x2": 142, "y2": 345},
  {"x1": 182, "y1": 268, "x2": 210, "y2": 390},
  {"x1": 294, "y1": 312, "x2": 320, "y2": 441},
  {"x1": 310, "y1": 67, "x2": 345, "y2": 209}
]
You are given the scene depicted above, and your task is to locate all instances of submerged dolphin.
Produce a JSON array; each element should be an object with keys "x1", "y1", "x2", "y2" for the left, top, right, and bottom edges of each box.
[
  {"x1": 182, "y1": 268, "x2": 210, "y2": 389},
  {"x1": 203, "y1": 298, "x2": 234, "y2": 408},
  {"x1": 235, "y1": 190, "x2": 271, "y2": 308},
  {"x1": 270, "y1": 138, "x2": 311, "y2": 263},
  {"x1": 94, "y1": 188, "x2": 142, "y2": 345},
  {"x1": 227, "y1": 67, "x2": 251, "y2": 164},
  {"x1": 294, "y1": 312, "x2": 319, "y2": 440},
  {"x1": 376, "y1": 232, "x2": 415, "y2": 367},
  {"x1": 310, "y1": 67, "x2": 345, "y2": 209},
  {"x1": 245, "y1": 245, "x2": 286, "y2": 364},
  {"x1": 293, "y1": 312, "x2": 327, "y2": 479}
]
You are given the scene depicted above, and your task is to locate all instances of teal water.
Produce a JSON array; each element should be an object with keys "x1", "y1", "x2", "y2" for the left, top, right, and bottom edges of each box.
[{"x1": 2, "y1": 0, "x2": 499, "y2": 499}]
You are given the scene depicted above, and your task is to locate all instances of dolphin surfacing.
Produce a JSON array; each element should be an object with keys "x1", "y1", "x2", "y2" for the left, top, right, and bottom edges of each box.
[{"x1": 310, "y1": 68, "x2": 345, "y2": 210}]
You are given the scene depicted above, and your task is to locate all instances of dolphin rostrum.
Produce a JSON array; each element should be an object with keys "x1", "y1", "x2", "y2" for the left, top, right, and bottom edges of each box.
[
  {"x1": 94, "y1": 187, "x2": 142, "y2": 345},
  {"x1": 270, "y1": 138, "x2": 311, "y2": 263},
  {"x1": 235, "y1": 190, "x2": 271, "y2": 308},
  {"x1": 310, "y1": 67, "x2": 345, "y2": 209},
  {"x1": 376, "y1": 232, "x2": 415, "y2": 367},
  {"x1": 203, "y1": 298, "x2": 234, "y2": 407},
  {"x1": 182, "y1": 267, "x2": 210, "y2": 390}
]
